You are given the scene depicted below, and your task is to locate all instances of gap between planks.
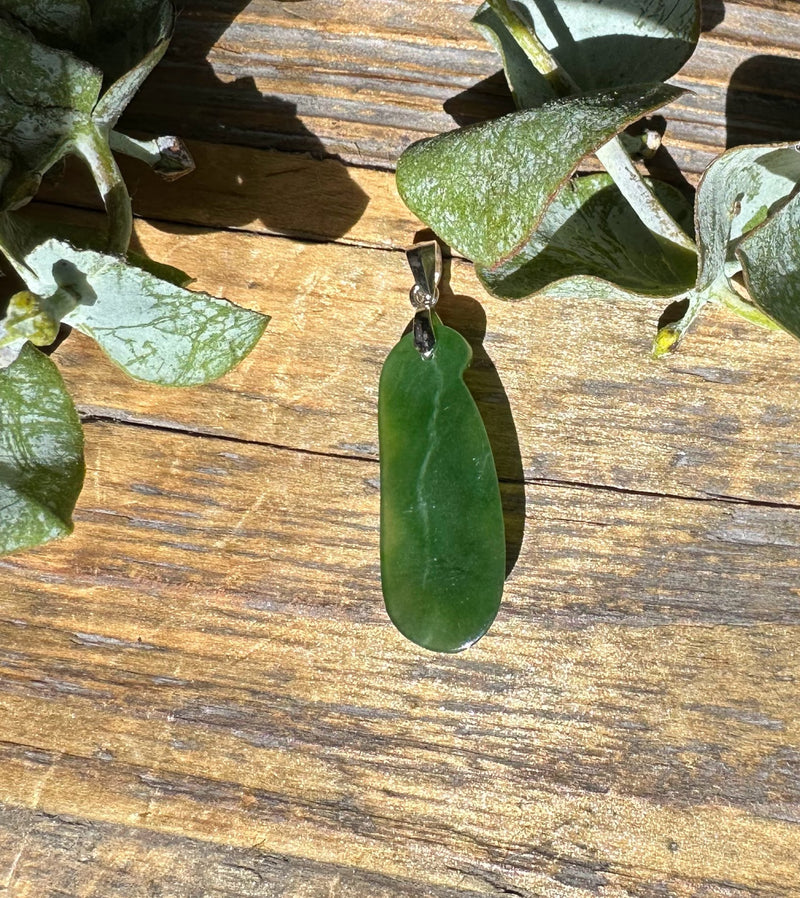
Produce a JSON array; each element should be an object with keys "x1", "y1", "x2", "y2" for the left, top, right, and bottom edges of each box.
[
  {"x1": 24, "y1": 201, "x2": 800, "y2": 510},
  {"x1": 78, "y1": 411, "x2": 800, "y2": 515}
]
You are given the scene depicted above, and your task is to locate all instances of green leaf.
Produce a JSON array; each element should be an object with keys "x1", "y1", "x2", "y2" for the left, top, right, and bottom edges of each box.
[
  {"x1": 0, "y1": 0, "x2": 91, "y2": 49},
  {"x1": 0, "y1": 1, "x2": 174, "y2": 220},
  {"x1": 396, "y1": 82, "x2": 684, "y2": 269},
  {"x1": 472, "y1": 3, "x2": 556, "y2": 109},
  {"x1": 23, "y1": 238, "x2": 269, "y2": 386},
  {"x1": 694, "y1": 142, "x2": 800, "y2": 293},
  {"x1": 2, "y1": 0, "x2": 176, "y2": 82},
  {"x1": 0, "y1": 342, "x2": 84, "y2": 555},
  {"x1": 650, "y1": 142, "x2": 800, "y2": 355},
  {"x1": 93, "y1": 38, "x2": 172, "y2": 129},
  {"x1": 659, "y1": 142, "x2": 800, "y2": 344},
  {"x1": 737, "y1": 191, "x2": 800, "y2": 340},
  {"x1": 473, "y1": 0, "x2": 699, "y2": 107},
  {"x1": 0, "y1": 19, "x2": 102, "y2": 210},
  {"x1": 477, "y1": 172, "x2": 696, "y2": 299},
  {"x1": 91, "y1": 3, "x2": 174, "y2": 127}
]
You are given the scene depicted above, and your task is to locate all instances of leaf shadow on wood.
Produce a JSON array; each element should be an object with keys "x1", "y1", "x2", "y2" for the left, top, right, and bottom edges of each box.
[
  {"x1": 700, "y1": 0, "x2": 725, "y2": 32},
  {"x1": 410, "y1": 233, "x2": 526, "y2": 577},
  {"x1": 628, "y1": 115, "x2": 696, "y2": 202},
  {"x1": 443, "y1": 71, "x2": 516, "y2": 128},
  {"x1": 119, "y1": 0, "x2": 369, "y2": 241},
  {"x1": 725, "y1": 55, "x2": 800, "y2": 150}
]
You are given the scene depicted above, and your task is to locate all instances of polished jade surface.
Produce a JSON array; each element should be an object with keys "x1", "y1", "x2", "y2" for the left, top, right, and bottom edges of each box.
[{"x1": 378, "y1": 316, "x2": 505, "y2": 652}]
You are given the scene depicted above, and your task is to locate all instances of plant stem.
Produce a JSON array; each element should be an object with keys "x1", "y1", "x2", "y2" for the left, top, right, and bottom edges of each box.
[
  {"x1": 74, "y1": 128, "x2": 132, "y2": 255},
  {"x1": 712, "y1": 278, "x2": 781, "y2": 331},
  {"x1": 486, "y1": 0, "x2": 695, "y2": 254},
  {"x1": 652, "y1": 289, "x2": 706, "y2": 356},
  {"x1": 594, "y1": 139, "x2": 695, "y2": 253},
  {"x1": 109, "y1": 132, "x2": 195, "y2": 181},
  {"x1": 653, "y1": 276, "x2": 781, "y2": 357},
  {"x1": 486, "y1": 0, "x2": 573, "y2": 94}
]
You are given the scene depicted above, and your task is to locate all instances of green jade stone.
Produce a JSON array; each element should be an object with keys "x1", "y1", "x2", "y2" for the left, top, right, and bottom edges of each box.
[{"x1": 378, "y1": 314, "x2": 505, "y2": 652}]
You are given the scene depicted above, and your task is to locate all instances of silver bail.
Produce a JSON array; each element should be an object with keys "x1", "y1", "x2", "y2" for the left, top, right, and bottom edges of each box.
[
  {"x1": 406, "y1": 241, "x2": 441, "y2": 358},
  {"x1": 407, "y1": 240, "x2": 441, "y2": 310}
]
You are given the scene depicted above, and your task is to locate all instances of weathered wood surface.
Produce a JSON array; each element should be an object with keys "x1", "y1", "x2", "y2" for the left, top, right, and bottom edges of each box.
[
  {"x1": 27, "y1": 198, "x2": 800, "y2": 507},
  {"x1": 121, "y1": 0, "x2": 800, "y2": 177},
  {"x1": 2, "y1": 423, "x2": 800, "y2": 897},
  {"x1": 3, "y1": 0, "x2": 800, "y2": 895}
]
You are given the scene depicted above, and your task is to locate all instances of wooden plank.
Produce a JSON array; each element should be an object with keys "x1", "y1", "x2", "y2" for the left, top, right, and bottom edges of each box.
[
  {"x1": 38, "y1": 143, "x2": 416, "y2": 249},
  {"x1": 4, "y1": 2, "x2": 800, "y2": 895},
  {"x1": 3, "y1": 420, "x2": 800, "y2": 626},
  {"x1": 1, "y1": 421, "x2": 799, "y2": 895},
  {"x1": 118, "y1": 0, "x2": 800, "y2": 174},
  {"x1": 26, "y1": 204, "x2": 800, "y2": 507},
  {"x1": 0, "y1": 805, "x2": 490, "y2": 898}
]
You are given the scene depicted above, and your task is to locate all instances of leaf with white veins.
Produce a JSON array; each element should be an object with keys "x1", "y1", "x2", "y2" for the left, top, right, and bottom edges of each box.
[{"x1": 23, "y1": 238, "x2": 269, "y2": 386}]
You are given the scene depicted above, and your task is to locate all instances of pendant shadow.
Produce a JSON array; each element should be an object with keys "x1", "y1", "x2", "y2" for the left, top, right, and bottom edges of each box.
[{"x1": 433, "y1": 259, "x2": 526, "y2": 579}]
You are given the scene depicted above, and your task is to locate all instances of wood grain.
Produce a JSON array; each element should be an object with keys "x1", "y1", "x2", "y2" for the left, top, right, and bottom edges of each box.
[
  {"x1": 1, "y1": 421, "x2": 799, "y2": 895},
  {"x1": 3, "y1": 0, "x2": 800, "y2": 894},
  {"x1": 38, "y1": 142, "x2": 415, "y2": 249},
  {"x1": 26, "y1": 202, "x2": 800, "y2": 507},
  {"x1": 119, "y1": 0, "x2": 800, "y2": 176},
  {"x1": 4, "y1": 421, "x2": 800, "y2": 627}
]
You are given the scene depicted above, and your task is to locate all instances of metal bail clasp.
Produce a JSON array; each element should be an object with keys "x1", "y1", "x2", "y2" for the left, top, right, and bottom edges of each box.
[{"x1": 406, "y1": 240, "x2": 441, "y2": 358}]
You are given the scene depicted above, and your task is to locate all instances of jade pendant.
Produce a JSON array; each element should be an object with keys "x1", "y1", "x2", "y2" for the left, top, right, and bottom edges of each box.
[{"x1": 378, "y1": 313, "x2": 505, "y2": 652}]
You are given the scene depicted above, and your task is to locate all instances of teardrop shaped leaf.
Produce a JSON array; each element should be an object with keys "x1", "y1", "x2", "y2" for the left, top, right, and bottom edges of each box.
[
  {"x1": 737, "y1": 192, "x2": 800, "y2": 339},
  {"x1": 0, "y1": 342, "x2": 85, "y2": 555},
  {"x1": 477, "y1": 172, "x2": 696, "y2": 299},
  {"x1": 396, "y1": 82, "x2": 684, "y2": 269},
  {"x1": 23, "y1": 238, "x2": 269, "y2": 386},
  {"x1": 379, "y1": 316, "x2": 505, "y2": 653},
  {"x1": 473, "y1": 0, "x2": 699, "y2": 107}
]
